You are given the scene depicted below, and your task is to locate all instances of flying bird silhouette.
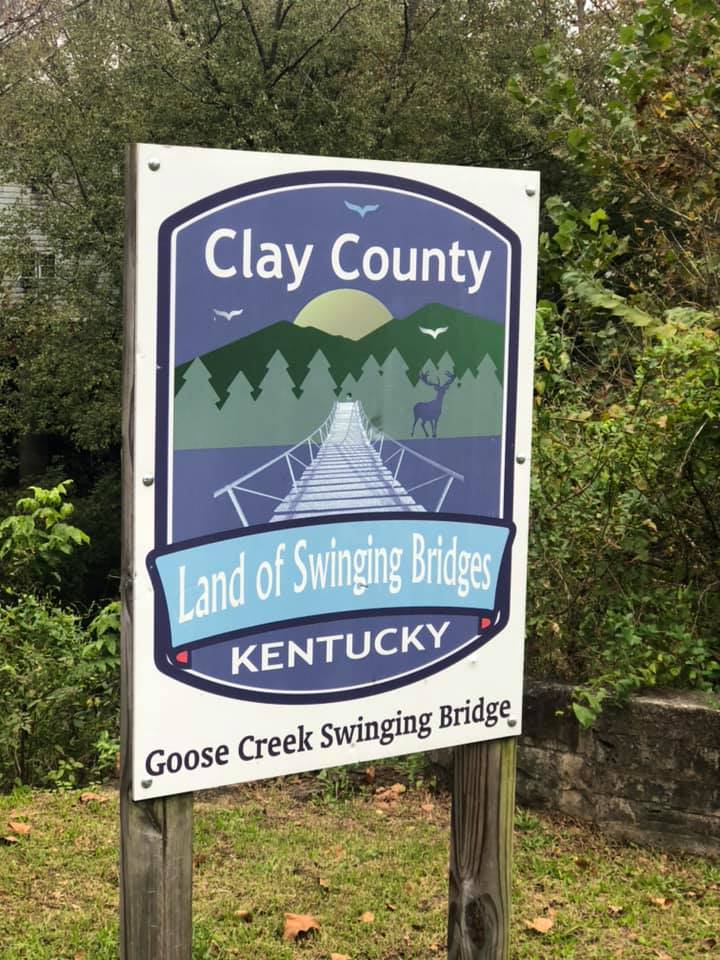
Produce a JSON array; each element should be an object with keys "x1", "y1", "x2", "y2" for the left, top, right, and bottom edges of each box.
[
  {"x1": 213, "y1": 308, "x2": 244, "y2": 322},
  {"x1": 419, "y1": 326, "x2": 448, "y2": 340},
  {"x1": 344, "y1": 201, "x2": 380, "y2": 218}
]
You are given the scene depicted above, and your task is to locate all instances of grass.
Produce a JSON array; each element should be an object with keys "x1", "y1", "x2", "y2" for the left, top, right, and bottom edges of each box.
[{"x1": 0, "y1": 769, "x2": 718, "y2": 959}]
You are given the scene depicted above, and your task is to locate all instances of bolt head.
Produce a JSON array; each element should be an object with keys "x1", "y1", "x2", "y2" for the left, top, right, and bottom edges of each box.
[
  {"x1": 148, "y1": 158, "x2": 161, "y2": 171},
  {"x1": 508, "y1": 719, "x2": 518, "y2": 728},
  {"x1": 140, "y1": 778, "x2": 152, "y2": 788},
  {"x1": 525, "y1": 185, "x2": 536, "y2": 196},
  {"x1": 142, "y1": 475, "x2": 154, "y2": 486},
  {"x1": 516, "y1": 455, "x2": 527, "y2": 465}
]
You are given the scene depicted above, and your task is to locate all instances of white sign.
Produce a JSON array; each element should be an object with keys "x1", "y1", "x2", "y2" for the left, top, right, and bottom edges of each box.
[{"x1": 127, "y1": 144, "x2": 539, "y2": 799}]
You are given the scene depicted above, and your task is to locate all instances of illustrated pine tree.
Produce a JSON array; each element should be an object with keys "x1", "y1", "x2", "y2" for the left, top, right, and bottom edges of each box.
[
  {"x1": 252, "y1": 349, "x2": 303, "y2": 444},
  {"x1": 475, "y1": 354, "x2": 503, "y2": 435},
  {"x1": 442, "y1": 366, "x2": 478, "y2": 437},
  {"x1": 296, "y1": 350, "x2": 339, "y2": 436},
  {"x1": 217, "y1": 368, "x2": 259, "y2": 447},
  {"x1": 354, "y1": 355, "x2": 383, "y2": 425},
  {"x1": 377, "y1": 347, "x2": 418, "y2": 439},
  {"x1": 336, "y1": 371, "x2": 358, "y2": 401},
  {"x1": 443, "y1": 354, "x2": 503, "y2": 437},
  {"x1": 174, "y1": 357, "x2": 223, "y2": 449}
]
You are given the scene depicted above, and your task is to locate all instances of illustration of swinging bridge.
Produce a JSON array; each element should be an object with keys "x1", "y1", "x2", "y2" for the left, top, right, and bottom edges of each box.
[{"x1": 214, "y1": 400, "x2": 463, "y2": 525}]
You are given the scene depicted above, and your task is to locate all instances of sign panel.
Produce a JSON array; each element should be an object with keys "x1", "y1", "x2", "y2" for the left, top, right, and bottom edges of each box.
[{"x1": 129, "y1": 145, "x2": 538, "y2": 798}]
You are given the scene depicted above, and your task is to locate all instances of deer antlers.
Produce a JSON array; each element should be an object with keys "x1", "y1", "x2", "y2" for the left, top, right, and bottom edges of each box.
[{"x1": 419, "y1": 369, "x2": 455, "y2": 387}]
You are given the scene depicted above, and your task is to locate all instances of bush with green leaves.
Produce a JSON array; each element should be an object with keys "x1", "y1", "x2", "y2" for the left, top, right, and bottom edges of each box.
[
  {"x1": 528, "y1": 198, "x2": 719, "y2": 723},
  {"x1": 0, "y1": 483, "x2": 119, "y2": 789}
]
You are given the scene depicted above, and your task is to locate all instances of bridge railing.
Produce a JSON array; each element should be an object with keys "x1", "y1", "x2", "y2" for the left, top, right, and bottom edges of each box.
[
  {"x1": 354, "y1": 403, "x2": 464, "y2": 512},
  {"x1": 213, "y1": 403, "x2": 337, "y2": 527}
]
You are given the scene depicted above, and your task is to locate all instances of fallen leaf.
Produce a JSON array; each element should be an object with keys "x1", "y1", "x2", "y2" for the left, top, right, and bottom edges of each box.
[
  {"x1": 701, "y1": 937, "x2": 717, "y2": 950},
  {"x1": 360, "y1": 911, "x2": 375, "y2": 923},
  {"x1": 0, "y1": 836, "x2": 19, "y2": 845},
  {"x1": 364, "y1": 766, "x2": 375, "y2": 782},
  {"x1": 79, "y1": 792, "x2": 109, "y2": 805},
  {"x1": 653, "y1": 951, "x2": 672, "y2": 960},
  {"x1": 385, "y1": 902, "x2": 397, "y2": 911},
  {"x1": 651, "y1": 896, "x2": 673, "y2": 910},
  {"x1": 330, "y1": 954, "x2": 349, "y2": 960},
  {"x1": 608, "y1": 904, "x2": 624, "y2": 917},
  {"x1": 429, "y1": 945, "x2": 440, "y2": 954},
  {"x1": 421, "y1": 803, "x2": 435, "y2": 813},
  {"x1": 234, "y1": 909, "x2": 252, "y2": 923},
  {"x1": 8, "y1": 821, "x2": 31, "y2": 836},
  {"x1": 318, "y1": 878, "x2": 330, "y2": 891},
  {"x1": 390, "y1": 783, "x2": 406, "y2": 795},
  {"x1": 525, "y1": 916, "x2": 554, "y2": 934},
  {"x1": 283, "y1": 913, "x2": 320, "y2": 941}
]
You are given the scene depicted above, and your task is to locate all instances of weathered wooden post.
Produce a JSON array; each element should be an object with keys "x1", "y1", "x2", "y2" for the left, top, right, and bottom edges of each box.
[
  {"x1": 120, "y1": 142, "x2": 537, "y2": 957},
  {"x1": 448, "y1": 739, "x2": 517, "y2": 959},
  {"x1": 120, "y1": 144, "x2": 193, "y2": 960}
]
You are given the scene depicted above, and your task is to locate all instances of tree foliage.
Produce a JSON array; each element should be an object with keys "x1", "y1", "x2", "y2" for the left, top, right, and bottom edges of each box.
[{"x1": 0, "y1": 0, "x2": 717, "y2": 717}]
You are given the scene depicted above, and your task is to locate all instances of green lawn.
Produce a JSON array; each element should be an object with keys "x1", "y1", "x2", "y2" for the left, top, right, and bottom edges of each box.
[{"x1": 1, "y1": 771, "x2": 718, "y2": 959}]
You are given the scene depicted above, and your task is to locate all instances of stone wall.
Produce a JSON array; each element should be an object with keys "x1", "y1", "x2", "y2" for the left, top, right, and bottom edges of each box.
[{"x1": 516, "y1": 682, "x2": 720, "y2": 856}]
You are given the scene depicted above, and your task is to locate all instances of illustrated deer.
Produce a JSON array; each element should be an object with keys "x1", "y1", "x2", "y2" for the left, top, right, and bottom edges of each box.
[{"x1": 411, "y1": 370, "x2": 456, "y2": 438}]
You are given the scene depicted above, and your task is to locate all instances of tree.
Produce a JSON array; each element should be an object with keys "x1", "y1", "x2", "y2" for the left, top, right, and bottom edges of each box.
[
  {"x1": 296, "y1": 349, "x2": 338, "y2": 436},
  {"x1": 253, "y1": 350, "x2": 302, "y2": 445},
  {"x1": 174, "y1": 358, "x2": 223, "y2": 450},
  {"x1": 376, "y1": 347, "x2": 417, "y2": 439},
  {"x1": 353, "y1": 355, "x2": 383, "y2": 425},
  {"x1": 217, "y1": 367, "x2": 259, "y2": 448}
]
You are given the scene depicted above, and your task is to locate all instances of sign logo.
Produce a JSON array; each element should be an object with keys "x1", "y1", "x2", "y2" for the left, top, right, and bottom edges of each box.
[{"x1": 150, "y1": 171, "x2": 520, "y2": 702}]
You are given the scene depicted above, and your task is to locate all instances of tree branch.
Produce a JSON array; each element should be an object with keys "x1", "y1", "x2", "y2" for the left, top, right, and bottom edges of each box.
[
  {"x1": 240, "y1": 0, "x2": 268, "y2": 71},
  {"x1": 269, "y1": 1, "x2": 364, "y2": 89}
]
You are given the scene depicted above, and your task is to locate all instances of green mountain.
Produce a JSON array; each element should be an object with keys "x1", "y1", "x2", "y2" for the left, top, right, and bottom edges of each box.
[
  {"x1": 176, "y1": 321, "x2": 352, "y2": 401},
  {"x1": 175, "y1": 303, "x2": 504, "y2": 398},
  {"x1": 357, "y1": 304, "x2": 503, "y2": 385}
]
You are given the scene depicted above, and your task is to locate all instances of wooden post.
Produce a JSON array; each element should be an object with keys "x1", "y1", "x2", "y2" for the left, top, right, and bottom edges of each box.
[
  {"x1": 447, "y1": 738, "x2": 517, "y2": 959},
  {"x1": 120, "y1": 144, "x2": 194, "y2": 960}
]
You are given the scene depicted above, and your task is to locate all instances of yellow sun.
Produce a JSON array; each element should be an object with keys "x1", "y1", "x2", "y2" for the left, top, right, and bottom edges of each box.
[{"x1": 294, "y1": 288, "x2": 392, "y2": 341}]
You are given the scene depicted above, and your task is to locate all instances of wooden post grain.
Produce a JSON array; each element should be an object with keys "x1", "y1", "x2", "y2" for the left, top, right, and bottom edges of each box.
[
  {"x1": 120, "y1": 144, "x2": 194, "y2": 960},
  {"x1": 447, "y1": 738, "x2": 517, "y2": 959}
]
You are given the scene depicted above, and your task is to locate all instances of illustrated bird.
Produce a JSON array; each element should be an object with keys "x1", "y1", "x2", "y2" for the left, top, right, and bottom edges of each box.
[
  {"x1": 419, "y1": 326, "x2": 448, "y2": 340},
  {"x1": 213, "y1": 308, "x2": 244, "y2": 322},
  {"x1": 344, "y1": 201, "x2": 380, "y2": 218}
]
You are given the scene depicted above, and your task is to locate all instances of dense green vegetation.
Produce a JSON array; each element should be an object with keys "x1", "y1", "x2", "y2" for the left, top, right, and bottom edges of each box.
[{"x1": 0, "y1": 0, "x2": 717, "y2": 782}]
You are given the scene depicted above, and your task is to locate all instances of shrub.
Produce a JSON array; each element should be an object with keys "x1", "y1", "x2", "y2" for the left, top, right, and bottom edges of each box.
[{"x1": 0, "y1": 483, "x2": 119, "y2": 789}]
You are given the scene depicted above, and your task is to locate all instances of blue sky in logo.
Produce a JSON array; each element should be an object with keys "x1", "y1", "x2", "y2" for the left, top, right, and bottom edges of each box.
[{"x1": 171, "y1": 183, "x2": 509, "y2": 365}]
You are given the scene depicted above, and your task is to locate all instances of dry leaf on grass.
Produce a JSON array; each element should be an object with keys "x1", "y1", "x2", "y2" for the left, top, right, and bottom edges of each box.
[
  {"x1": 318, "y1": 877, "x2": 330, "y2": 891},
  {"x1": 525, "y1": 916, "x2": 554, "y2": 934},
  {"x1": 234, "y1": 909, "x2": 252, "y2": 923},
  {"x1": 7, "y1": 821, "x2": 31, "y2": 836},
  {"x1": 608, "y1": 904, "x2": 624, "y2": 917},
  {"x1": 421, "y1": 803, "x2": 435, "y2": 813},
  {"x1": 79, "y1": 792, "x2": 109, "y2": 805},
  {"x1": 330, "y1": 954, "x2": 350, "y2": 960},
  {"x1": 651, "y1": 896, "x2": 673, "y2": 910},
  {"x1": 701, "y1": 937, "x2": 717, "y2": 951},
  {"x1": 0, "y1": 836, "x2": 19, "y2": 845},
  {"x1": 283, "y1": 913, "x2": 320, "y2": 941},
  {"x1": 385, "y1": 902, "x2": 397, "y2": 911},
  {"x1": 360, "y1": 911, "x2": 375, "y2": 923}
]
